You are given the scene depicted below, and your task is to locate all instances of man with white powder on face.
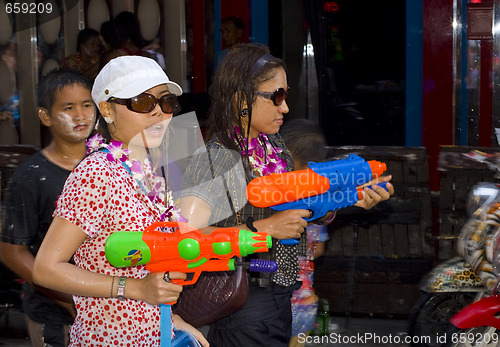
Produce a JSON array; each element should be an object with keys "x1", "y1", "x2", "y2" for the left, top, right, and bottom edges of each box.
[{"x1": 0, "y1": 69, "x2": 96, "y2": 347}]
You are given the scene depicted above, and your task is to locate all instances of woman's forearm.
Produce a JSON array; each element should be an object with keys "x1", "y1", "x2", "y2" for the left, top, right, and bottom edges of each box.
[
  {"x1": 33, "y1": 217, "x2": 186, "y2": 305},
  {"x1": 34, "y1": 259, "x2": 114, "y2": 298},
  {"x1": 33, "y1": 216, "x2": 117, "y2": 299}
]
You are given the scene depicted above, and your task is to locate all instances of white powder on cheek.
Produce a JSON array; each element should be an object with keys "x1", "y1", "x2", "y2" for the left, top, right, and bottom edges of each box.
[{"x1": 54, "y1": 112, "x2": 76, "y2": 131}]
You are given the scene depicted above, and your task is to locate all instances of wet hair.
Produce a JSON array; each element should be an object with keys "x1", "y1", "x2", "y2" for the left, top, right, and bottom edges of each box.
[
  {"x1": 206, "y1": 43, "x2": 286, "y2": 154},
  {"x1": 222, "y1": 16, "x2": 245, "y2": 31},
  {"x1": 280, "y1": 119, "x2": 327, "y2": 167},
  {"x1": 76, "y1": 27, "x2": 100, "y2": 52},
  {"x1": 37, "y1": 68, "x2": 93, "y2": 111}
]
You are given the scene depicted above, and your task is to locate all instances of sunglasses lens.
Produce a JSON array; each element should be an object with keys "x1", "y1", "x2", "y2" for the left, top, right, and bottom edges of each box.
[
  {"x1": 274, "y1": 88, "x2": 287, "y2": 106},
  {"x1": 130, "y1": 94, "x2": 156, "y2": 113},
  {"x1": 159, "y1": 95, "x2": 178, "y2": 114}
]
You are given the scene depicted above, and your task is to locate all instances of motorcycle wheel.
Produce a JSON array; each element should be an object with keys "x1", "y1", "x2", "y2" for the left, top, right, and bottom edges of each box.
[
  {"x1": 445, "y1": 326, "x2": 500, "y2": 347},
  {"x1": 408, "y1": 292, "x2": 477, "y2": 347}
]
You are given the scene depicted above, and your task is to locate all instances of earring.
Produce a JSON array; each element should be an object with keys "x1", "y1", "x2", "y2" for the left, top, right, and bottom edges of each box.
[
  {"x1": 241, "y1": 108, "x2": 249, "y2": 117},
  {"x1": 103, "y1": 116, "x2": 113, "y2": 124}
]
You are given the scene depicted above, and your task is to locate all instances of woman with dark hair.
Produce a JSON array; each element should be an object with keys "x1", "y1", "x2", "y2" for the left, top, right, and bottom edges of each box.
[{"x1": 179, "y1": 43, "x2": 394, "y2": 346}]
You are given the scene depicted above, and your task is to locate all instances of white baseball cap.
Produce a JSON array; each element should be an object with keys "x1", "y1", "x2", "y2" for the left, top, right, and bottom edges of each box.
[{"x1": 92, "y1": 55, "x2": 183, "y2": 110}]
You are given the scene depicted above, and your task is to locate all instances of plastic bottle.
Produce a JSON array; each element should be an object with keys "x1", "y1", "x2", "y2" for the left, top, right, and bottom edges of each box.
[{"x1": 316, "y1": 298, "x2": 331, "y2": 336}]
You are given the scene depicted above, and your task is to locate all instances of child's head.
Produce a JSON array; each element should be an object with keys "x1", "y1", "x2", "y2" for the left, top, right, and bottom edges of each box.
[
  {"x1": 37, "y1": 69, "x2": 96, "y2": 141},
  {"x1": 38, "y1": 68, "x2": 93, "y2": 111},
  {"x1": 280, "y1": 119, "x2": 327, "y2": 170},
  {"x1": 76, "y1": 28, "x2": 102, "y2": 57}
]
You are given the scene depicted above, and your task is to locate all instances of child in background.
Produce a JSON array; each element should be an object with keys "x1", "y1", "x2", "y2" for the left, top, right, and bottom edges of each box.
[
  {"x1": 280, "y1": 119, "x2": 333, "y2": 347},
  {"x1": 0, "y1": 69, "x2": 96, "y2": 346},
  {"x1": 62, "y1": 28, "x2": 103, "y2": 80}
]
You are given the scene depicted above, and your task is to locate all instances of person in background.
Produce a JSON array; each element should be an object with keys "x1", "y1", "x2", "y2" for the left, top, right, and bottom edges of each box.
[
  {"x1": 216, "y1": 16, "x2": 245, "y2": 67},
  {"x1": 0, "y1": 69, "x2": 96, "y2": 346},
  {"x1": 99, "y1": 20, "x2": 117, "y2": 53},
  {"x1": 62, "y1": 28, "x2": 103, "y2": 80},
  {"x1": 143, "y1": 37, "x2": 166, "y2": 70},
  {"x1": 179, "y1": 43, "x2": 394, "y2": 346},
  {"x1": 280, "y1": 119, "x2": 332, "y2": 347},
  {"x1": 100, "y1": 11, "x2": 146, "y2": 68},
  {"x1": 32, "y1": 56, "x2": 208, "y2": 347}
]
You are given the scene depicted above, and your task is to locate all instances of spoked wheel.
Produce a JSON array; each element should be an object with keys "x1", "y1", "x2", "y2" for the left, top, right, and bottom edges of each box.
[
  {"x1": 408, "y1": 293, "x2": 478, "y2": 347},
  {"x1": 446, "y1": 326, "x2": 500, "y2": 347}
]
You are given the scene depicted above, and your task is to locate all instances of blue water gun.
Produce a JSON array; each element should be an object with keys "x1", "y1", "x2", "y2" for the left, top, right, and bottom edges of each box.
[{"x1": 247, "y1": 154, "x2": 388, "y2": 244}]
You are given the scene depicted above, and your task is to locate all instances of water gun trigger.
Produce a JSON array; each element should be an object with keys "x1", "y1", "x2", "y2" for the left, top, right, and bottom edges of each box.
[
  {"x1": 171, "y1": 272, "x2": 200, "y2": 286},
  {"x1": 304, "y1": 209, "x2": 317, "y2": 222}
]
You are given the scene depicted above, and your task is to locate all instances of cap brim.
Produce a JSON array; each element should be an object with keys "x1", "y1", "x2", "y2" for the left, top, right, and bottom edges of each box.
[
  {"x1": 113, "y1": 76, "x2": 183, "y2": 98},
  {"x1": 166, "y1": 81, "x2": 183, "y2": 96}
]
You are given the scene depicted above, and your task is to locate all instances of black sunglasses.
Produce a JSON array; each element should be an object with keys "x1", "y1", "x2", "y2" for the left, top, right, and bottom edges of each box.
[
  {"x1": 254, "y1": 87, "x2": 289, "y2": 106},
  {"x1": 108, "y1": 93, "x2": 179, "y2": 114}
]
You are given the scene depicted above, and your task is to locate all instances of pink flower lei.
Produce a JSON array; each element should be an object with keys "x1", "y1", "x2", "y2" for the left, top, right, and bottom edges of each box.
[
  {"x1": 86, "y1": 134, "x2": 186, "y2": 222},
  {"x1": 233, "y1": 126, "x2": 287, "y2": 177}
]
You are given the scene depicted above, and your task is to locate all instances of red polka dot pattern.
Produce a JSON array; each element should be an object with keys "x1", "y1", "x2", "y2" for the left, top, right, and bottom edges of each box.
[{"x1": 55, "y1": 152, "x2": 171, "y2": 346}]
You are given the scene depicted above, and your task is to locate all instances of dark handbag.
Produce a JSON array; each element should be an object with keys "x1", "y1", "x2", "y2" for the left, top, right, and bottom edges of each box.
[
  {"x1": 173, "y1": 258, "x2": 249, "y2": 327},
  {"x1": 173, "y1": 146, "x2": 249, "y2": 327}
]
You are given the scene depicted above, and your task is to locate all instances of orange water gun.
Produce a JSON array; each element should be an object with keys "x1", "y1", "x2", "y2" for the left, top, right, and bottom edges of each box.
[
  {"x1": 247, "y1": 154, "x2": 387, "y2": 244},
  {"x1": 105, "y1": 221, "x2": 276, "y2": 285}
]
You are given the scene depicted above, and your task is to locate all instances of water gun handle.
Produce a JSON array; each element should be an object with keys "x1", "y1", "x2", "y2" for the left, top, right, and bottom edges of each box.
[
  {"x1": 279, "y1": 182, "x2": 388, "y2": 245},
  {"x1": 160, "y1": 304, "x2": 172, "y2": 347},
  {"x1": 281, "y1": 238, "x2": 300, "y2": 245}
]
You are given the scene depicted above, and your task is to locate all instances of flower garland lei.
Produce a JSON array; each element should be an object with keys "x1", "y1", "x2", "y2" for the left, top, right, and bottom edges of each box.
[
  {"x1": 86, "y1": 133, "x2": 185, "y2": 222},
  {"x1": 233, "y1": 126, "x2": 287, "y2": 176}
]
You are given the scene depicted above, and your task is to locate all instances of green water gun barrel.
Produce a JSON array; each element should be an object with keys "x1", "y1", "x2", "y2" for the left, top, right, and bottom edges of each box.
[
  {"x1": 238, "y1": 229, "x2": 272, "y2": 256},
  {"x1": 105, "y1": 232, "x2": 152, "y2": 267}
]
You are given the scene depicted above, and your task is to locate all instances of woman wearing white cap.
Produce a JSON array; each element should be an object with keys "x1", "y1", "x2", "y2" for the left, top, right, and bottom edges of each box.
[{"x1": 33, "y1": 56, "x2": 209, "y2": 346}]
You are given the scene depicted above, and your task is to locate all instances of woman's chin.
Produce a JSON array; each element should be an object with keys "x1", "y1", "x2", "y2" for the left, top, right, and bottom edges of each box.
[
  {"x1": 130, "y1": 139, "x2": 163, "y2": 149},
  {"x1": 129, "y1": 131, "x2": 166, "y2": 149}
]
